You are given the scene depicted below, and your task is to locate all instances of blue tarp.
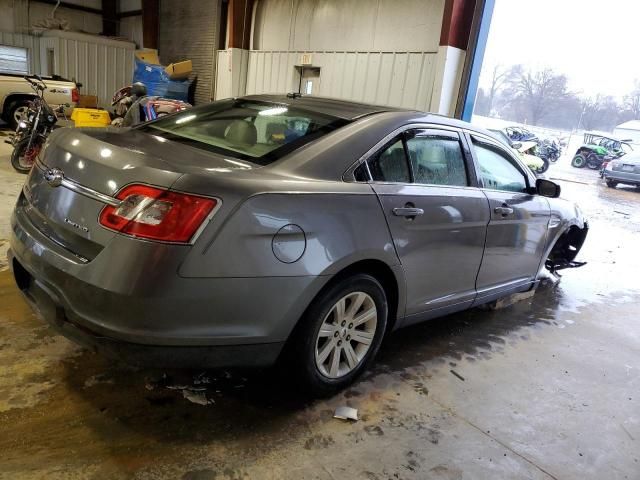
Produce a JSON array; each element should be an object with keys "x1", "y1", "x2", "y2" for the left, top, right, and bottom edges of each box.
[{"x1": 133, "y1": 58, "x2": 190, "y2": 102}]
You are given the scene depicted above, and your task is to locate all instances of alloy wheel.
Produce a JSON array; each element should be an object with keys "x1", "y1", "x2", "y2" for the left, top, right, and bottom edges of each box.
[
  {"x1": 314, "y1": 292, "x2": 377, "y2": 378},
  {"x1": 13, "y1": 106, "x2": 28, "y2": 125}
]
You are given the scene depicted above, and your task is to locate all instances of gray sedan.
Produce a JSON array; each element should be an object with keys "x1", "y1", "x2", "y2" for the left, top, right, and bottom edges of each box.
[
  {"x1": 9, "y1": 95, "x2": 588, "y2": 394},
  {"x1": 604, "y1": 153, "x2": 640, "y2": 188}
]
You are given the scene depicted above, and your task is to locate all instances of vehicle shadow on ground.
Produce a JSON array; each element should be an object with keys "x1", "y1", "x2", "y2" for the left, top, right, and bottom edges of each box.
[{"x1": 56, "y1": 277, "x2": 570, "y2": 450}]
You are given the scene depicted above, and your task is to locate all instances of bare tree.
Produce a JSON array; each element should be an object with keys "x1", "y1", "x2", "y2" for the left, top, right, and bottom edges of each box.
[
  {"x1": 579, "y1": 95, "x2": 621, "y2": 131},
  {"x1": 484, "y1": 65, "x2": 511, "y2": 115},
  {"x1": 623, "y1": 80, "x2": 640, "y2": 119},
  {"x1": 508, "y1": 68, "x2": 572, "y2": 125}
]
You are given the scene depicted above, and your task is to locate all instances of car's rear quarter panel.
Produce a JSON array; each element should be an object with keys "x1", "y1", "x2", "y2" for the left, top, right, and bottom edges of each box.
[{"x1": 178, "y1": 186, "x2": 400, "y2": 278}]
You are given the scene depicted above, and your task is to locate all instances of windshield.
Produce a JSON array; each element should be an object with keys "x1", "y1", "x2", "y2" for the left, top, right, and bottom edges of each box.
[{"x1": 138, "y1": 99, "x2": 348, "y2": 165}]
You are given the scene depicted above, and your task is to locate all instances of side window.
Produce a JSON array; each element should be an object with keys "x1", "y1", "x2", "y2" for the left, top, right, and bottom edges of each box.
[
  {"x1": 472, "y1": 140, "x2": 528, "y2": 192},
  {"x1": 405, "y1": 130, "x2": 468, "y2": 186},
  {"x1": 368, "y1": 138, "x2": 411, "y2": 183},
  {"x1": 353, "y1": 162, "x2": 370, "y2": 182}
]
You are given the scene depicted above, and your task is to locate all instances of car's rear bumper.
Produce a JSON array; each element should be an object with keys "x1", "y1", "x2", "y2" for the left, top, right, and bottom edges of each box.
[
  {"x1": 8, "y1": 203, "x2": 326, "y2": 368},
  {"x1": 604, "y1": 170, "x2": 640, "y2": 185},
  {"x1": 10, "y1": 255, "x2": 283, "y2": 368}
]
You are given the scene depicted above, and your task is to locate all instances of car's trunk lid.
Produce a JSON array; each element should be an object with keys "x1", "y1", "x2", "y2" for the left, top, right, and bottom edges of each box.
[{"x1": 22, "y1": 127, "x2": 253, "y2": 260}]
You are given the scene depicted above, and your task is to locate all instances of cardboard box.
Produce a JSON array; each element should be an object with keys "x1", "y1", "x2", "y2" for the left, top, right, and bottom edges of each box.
[
  {"x1": 77, "y1": 95, "x2": 98, "y2": 109},
  {"x1": 165, "y1": 60, "x2": 192, "y2": 80},
  {"x1": 135, "y1": 49, "x2": 160, "y2": 65}
]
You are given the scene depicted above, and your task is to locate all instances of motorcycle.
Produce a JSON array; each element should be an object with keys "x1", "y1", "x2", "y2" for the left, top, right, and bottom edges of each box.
[
  {"x1": 538, "y1": 139, "x2": 561, "y2": 164},
  {"x1": 6, "y1": 75, "x2": 66, "y2": 174}
]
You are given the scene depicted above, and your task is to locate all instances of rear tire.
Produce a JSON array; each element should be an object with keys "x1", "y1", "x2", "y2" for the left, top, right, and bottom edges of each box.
[
  {"x1": 289, "y1": 274, "x2": 388, "y2": 396},
  {"x1": 586, "y1": 154, "x2": 601, "y2": 170},
  {"x1": 535, "y1": 160, "x2": 550, "y2": 174},
  {"x1": 571, "y1": 154, "x2": 586, "y2": 168},
  {"x1": 606, "y1": 179, "x2": 618, "y2": 188},
  {"x1": 11, "y1": 137, "x2": 41, "y2": 173}
]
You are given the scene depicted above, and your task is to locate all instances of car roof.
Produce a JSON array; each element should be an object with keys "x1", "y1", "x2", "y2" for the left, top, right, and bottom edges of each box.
[
  {"x1": 239, "y1": 94, "x2": 493, "y2": 134},
  {"x1": 240, "y1": 94, "x2": 410, "y2": 120}
]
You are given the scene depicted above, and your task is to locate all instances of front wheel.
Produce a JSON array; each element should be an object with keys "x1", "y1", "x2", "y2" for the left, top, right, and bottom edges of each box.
[
  {"x1": 6, "y1": 99, "x2": 32, "y2": 130},
  {"x1": 289, "y1": 274, "x2": 388, "y2": 396},
  {"x1": 11, "y1": 137, "x2": 42, "y2": 173},
  {"x1": 571, "y1": 154, "x2": 586, "y2": 168}
]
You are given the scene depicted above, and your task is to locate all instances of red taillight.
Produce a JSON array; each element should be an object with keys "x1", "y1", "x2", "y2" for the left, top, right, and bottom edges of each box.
[
  {"x1": 99, "y1": 184, "x2": 217, "y2": 243},
  {"x1": 71, "y1": 88, "x2": 80, "y2": 103}
]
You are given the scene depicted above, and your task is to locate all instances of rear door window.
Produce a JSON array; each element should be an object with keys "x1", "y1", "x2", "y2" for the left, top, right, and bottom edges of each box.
[
  {"x1": 405, "y1": 130, "x2": 468, "y2": 186},
  {"x1": 368, "y1": 138, "x2": 411, "y2": 183}
]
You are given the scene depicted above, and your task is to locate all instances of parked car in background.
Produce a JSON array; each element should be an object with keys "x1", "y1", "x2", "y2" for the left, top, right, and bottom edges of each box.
[
  {"x1": 603, "y1": 152, "x2": 640, "y2": 189},
  {"x1": 0, "y1": 73, "x2": 78, "y2": 129},
  {"x1": 9, "y1": 95, "x2": 588, "y2": 395}
]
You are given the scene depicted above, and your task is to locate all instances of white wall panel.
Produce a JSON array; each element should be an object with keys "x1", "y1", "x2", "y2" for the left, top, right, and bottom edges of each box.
[
  {"x1": 245, "y1": 51, "x2": 437, "y2": 110},
  {"x1": 40, "y1": 31, "x2": 135, "y2": 108},
  {"x1": 254, "y1": 0, "x2": 444, "y2": 52}
]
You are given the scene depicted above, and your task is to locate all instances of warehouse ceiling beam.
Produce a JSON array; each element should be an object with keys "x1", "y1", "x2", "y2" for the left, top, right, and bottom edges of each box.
[
  {"x1": 141, "y1": 0, "x2": 159, "y2": 49},
  {"x1": 227, "y1": 0, "x2": 254, "y2": 49},
  {"x1": 102, "y1": 0, "x2": 117, "y2": 36}
]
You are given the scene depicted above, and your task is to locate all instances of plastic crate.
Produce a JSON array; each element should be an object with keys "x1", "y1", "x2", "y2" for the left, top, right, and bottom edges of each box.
[{"x1": 71, "y1": 108, "x2": 111, "y2": 127}]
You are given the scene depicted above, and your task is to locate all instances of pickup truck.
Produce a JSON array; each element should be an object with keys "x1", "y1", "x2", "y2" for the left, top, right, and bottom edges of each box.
[{"x1": 0, "y1": 73, "x2": 78, "y2": 129}]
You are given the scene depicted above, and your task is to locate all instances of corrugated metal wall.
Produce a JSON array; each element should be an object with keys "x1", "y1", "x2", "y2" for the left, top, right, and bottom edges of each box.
[
  {"x1": 159, "y1": 0, "x2": 220, "y2": 105},
  {"x1": 215, "y1": 48, "x2": 249, "y2": 100},
  {"x1": 245, "y1": 51, "x2": 437, "y2": 110},
  {"x1": 253, "y1": 0, "x2": 444, "y2": 52},
  {"x1": 1, "y1": 30, "x2": 134, "y2": 108},
  {"x1": 0, "y1": 31, "x2": 42, "y2": 74},
  {"x1": 239, "y1": 0, "x2": 445, "y2": 111},
  {"x1": 44, "y1": 35, "x2": 135, "y2": 107}
]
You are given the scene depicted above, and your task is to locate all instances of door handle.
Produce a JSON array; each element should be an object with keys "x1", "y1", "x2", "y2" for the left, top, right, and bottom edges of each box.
[
  {"x1": 494, "y1": 206, "x2": 514, "y2": 216},
  {"x1": 393, "y1": 207, "x2": 424, "y2": 217}
]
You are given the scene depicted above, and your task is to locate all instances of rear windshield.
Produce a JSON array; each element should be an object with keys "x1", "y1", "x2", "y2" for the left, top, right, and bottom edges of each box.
[{"x1": 138, "y1": 99, "x2": 348, "y2": 165}]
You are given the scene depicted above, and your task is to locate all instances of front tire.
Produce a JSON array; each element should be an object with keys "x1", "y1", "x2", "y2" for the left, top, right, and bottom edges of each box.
[
  {"x1": 290, "y1": 274, "x2": 388, "y2": 396},
  {"x1": 11, "y1": 137, "x2": 41, "y2": 173},
  {"x1": 571, "y1": 154, "x2": 586, "y2": 168}
]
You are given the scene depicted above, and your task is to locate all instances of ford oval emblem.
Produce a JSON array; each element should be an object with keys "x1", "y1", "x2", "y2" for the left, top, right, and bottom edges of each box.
[{"x1": 44, "y1": 168, "x2": 64, "y2": 187}]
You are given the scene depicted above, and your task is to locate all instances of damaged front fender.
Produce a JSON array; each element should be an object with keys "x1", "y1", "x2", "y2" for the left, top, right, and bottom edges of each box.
[{"x1": 540, "y1": 198, "x2": 589, "y2": 274}]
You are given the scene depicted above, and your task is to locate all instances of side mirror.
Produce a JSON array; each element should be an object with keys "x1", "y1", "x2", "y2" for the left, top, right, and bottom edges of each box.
[{"x1": 536, "y1": 178, "x2": 561, "y2": 198}]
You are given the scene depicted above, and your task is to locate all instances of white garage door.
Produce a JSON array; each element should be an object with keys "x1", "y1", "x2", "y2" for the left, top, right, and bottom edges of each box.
[{"x1": 0, "y1": 45, "x2": 29, "y2": 74}]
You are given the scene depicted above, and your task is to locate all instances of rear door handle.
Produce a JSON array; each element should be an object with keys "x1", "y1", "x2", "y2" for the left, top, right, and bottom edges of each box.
[
  {"x1": 494, "y1": 206, "x2": 514, "y2": 216},
  {"x1": 393, "y1": 207, "x2": 424, "y2": 217}
]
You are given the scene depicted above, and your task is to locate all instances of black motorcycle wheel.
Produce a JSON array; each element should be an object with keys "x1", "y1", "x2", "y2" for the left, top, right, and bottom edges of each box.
[
  {"x1": 11, "y1": 137, "x2": 41, "y2": 174},
  {"x1": 586, "y1": 154, "x2": 601, "y2": 170},
  {"x1": 535, "y1": 160, "x2": 550, "y2": 174}
]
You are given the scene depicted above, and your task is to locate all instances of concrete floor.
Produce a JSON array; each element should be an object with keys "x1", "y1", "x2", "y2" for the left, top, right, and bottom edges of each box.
[{"x1": 0, "y1": 134, "x2": 638, "y2": 480}]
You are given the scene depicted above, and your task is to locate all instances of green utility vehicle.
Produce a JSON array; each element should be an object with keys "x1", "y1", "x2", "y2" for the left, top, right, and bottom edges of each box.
[{"x1": 571, "y1": 132, "x2": 632, "y2": 169}]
